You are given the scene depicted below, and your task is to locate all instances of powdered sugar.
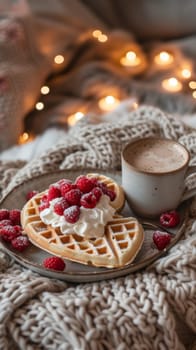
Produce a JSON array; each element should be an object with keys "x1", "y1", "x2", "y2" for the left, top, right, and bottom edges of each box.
[{"x1": 40, "y1": 195, "x2": 115, "y2": 238}]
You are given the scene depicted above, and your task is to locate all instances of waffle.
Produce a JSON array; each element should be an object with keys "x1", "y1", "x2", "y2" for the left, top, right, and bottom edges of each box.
[
  {"x1": 86, "y1": 173, "x2": 125, "y2": 212},
  {"x1": 21, "y1": 192, "x2": 144, "y2": 268}
]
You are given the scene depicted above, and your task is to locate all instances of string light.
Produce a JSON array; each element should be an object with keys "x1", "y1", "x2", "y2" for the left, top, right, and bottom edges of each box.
[
  {"x1": 35, "y1": 102, "x2": 44, "y2": 110},
  {"x1": 92, "y1": 30, "x2": 102, "y2": 38},
  {"x1": 67, "y1": 112, "x2": 84, "y2": 126},
  {"x1": 154, "y1": 51, "x2": 174, "y2": 66},
  {"x1": 18, "y1": 132, "x2": 34, "y2": 144},
  {"x1": 132, "y1": 101, "x2": 139, "y2": 109},
  {"x1": 97, "y1": 34, "x2": 108, "y2": 42},
  {"x1": 54, "y1": 55, "x2": 64, "y2": 64},
  {"x1": 189, "y1": 81, "x2": 196, "y2": 89},
  {"x1": 162, "y1": 77, "x2": 183, "y2": 92},
  {"x1": 92, "y1": 29, "x2": 108, "y2": 42},
  {"x1": 31, "y1": 32, "x2": 196, "y2": 121},
  {"x1": 98, "y1": 95, "x2": 120, "y2": 111},
  {"x1": 19, "y1": 132, "x2": 29, "y2": 144},
  {"x1": 181, "y1": 68, "x2": 191, "y2": 79},
  {"x1": 41, "y1": 86, "x2": 50, "y2": 95},
  {"x1": 120, "y1": 51, "x2": 141, "y2": 67}
]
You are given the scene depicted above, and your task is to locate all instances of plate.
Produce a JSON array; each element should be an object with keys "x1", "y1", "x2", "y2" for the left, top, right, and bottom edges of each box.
[{"x1": 0, "y1": 169, "x2": 189, "y2": 283}]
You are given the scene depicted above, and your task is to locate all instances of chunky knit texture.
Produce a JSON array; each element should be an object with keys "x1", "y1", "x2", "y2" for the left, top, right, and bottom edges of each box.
[
  {"x1": 0, "y1": 105, "x2": 196, "y2": 350},
  {"x1": 0, "y1": 2, "x2": 196, "y2": 348}
]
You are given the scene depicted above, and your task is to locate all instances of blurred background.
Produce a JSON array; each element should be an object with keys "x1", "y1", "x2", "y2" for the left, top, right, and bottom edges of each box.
[{"x1": 1, "y1": 0, "x2": 196, "y2": 152}]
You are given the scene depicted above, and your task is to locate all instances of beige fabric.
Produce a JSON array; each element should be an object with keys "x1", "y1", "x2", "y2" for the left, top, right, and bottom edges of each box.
[
  {"x1": 82, "y1": 0, "x2": 196, "y2": 39},
  {"x1": 0, "y1": 0, "x2": 106, "y2": 150},
  {"x1": 0, "y1": 2, "x2": 196, "y2": 347},
  {"x1": 1, "y1": 0, "x2": 196, "y2": 152},
  {"x1": 0, "y1": 105, "x2": 196, "y2": 349}
]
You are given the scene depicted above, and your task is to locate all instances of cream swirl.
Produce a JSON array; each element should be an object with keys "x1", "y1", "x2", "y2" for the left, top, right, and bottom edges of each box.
[{"x1": 40, "y1": 195, "x2": 115, "y2": 238}]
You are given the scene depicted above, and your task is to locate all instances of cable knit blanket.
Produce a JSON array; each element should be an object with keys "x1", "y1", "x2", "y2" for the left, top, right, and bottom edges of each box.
[{"x1": 0, "y1": 105, "x2": 196, "y2": 350}]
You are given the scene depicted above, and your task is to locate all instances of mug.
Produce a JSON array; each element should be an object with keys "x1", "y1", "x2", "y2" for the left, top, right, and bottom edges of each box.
[{"x1": 121, "y1": 137, "x2": 195, "y2": 218}]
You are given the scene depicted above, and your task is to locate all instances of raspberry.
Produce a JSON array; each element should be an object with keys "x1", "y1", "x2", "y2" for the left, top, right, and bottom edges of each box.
[
  {"x1": 64, "y1": 189, "x2": 81, "y2": 206},
  {"x1": 91, "y1": 187, "x2": 102, "y2": 201},
  {"x1": 153, "y1": 230, "x2": 171, "y2": 250},
  {"x1": 75, "y1": 175, "x2": 95, "y2": 193},
  {"x1": 41, "y1": 194, "x2": 48, "y2": 203},
  {"x1": 11, "y1": 235, "x2": 30, "y2": 251},
  {"x1": 43, "y1": 256, "x2": 65, "y2": 271},
  {"x1": 60, "y1": 181, "x2": 76, "y2": 197},
  {"x1": 54, "y1": 198, "x2": 69, "y2": 215},
  {"x1": 48, "y1": 185, "x2": 61, "y2": 201},
  {"x1": 0, "y1": 219, "x2": 12, "y2": 227},
  {"x1": 89, "y1": 177, "x2": 99, "y2": 187},
  {"x1": 97, "y1": 182, "x2": 108, "y2": 194},
  {"x1": 58, "y1": 178, "x2": 72, "y2": 186},
  {"x1": 39, "y1": 202, "x2": 50, "y2": 212},
  {"x1": 97, "y1": 183, "x2": 116, "y2": 201},
  {"x1": 58, "y1": 178, "x2": 68, "y2": 186},
  {"x1": 9, "y1": 209, "x2": 21, "y2": 225},
  {"x1": 104, "y1": 189, "x2": 116, "y2": 201},
  {"x1": 80, "y1": 192, "x2": 97, "y2": 209},
  {"x1": 0, "y1": 225, "x2": 20, "y2": 242},
  {"x1": 0, "y1": 209, "x2": 10, "y2": 221},
  {"x1": 26, "y1": 190, "x2": 38, "y2": 201},
  {"x1": 64, "y1": 205, "x2": 80, "y2": 223},
  {"x1": 160, "y1": 210, "x2": 180, "y2": 228},
  {"x1": 14, "y1": 225, "x2": 23, "y2": 234}
]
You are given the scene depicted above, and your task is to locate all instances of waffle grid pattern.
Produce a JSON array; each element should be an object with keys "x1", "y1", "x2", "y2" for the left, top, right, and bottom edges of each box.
[
  {"x1": 22, "y1": 190, "x2": 143, "y2": 267},
  {"x1": 106, "y1": 217, "x2": 143, "y2": 266}
]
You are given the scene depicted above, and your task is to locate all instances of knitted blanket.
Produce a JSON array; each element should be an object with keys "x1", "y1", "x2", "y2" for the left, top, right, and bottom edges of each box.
[{"x1": 0, "y1": 105, "x2": 196, "y2": 350}]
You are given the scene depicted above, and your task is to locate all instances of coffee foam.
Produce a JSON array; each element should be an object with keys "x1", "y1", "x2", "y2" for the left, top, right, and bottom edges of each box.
[{"x1": 123, "y1": 139, "x2": 188, "y2": 173}]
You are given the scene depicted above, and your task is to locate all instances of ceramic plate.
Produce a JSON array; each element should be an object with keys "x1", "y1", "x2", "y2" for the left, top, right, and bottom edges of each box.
[{"x1": 0, "y1": 169, "x2": 188, "y2": 282}]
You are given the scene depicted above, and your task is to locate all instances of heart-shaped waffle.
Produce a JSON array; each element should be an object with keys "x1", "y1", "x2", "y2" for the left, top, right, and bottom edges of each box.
[
  {"x1": 21, "y1": 174, "x2": 143, "y2": 267},
  {"x1": 21, "y1": 193, "x2": 144, "y2": 268}
]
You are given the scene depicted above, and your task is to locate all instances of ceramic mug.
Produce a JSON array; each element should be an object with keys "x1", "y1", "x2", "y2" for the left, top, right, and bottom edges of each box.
[{"x1": 121, "y1": 137, "x2": 196, "y2": 218}]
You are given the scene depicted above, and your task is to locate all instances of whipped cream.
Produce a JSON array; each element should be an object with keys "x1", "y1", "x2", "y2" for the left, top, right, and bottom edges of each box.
[{"x1": 40, "y1": 195, "x2": 115, "y2": 238}]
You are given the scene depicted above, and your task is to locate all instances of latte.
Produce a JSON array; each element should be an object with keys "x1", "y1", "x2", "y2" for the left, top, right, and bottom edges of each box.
[{"x1": 123, "y1": 138, "x2": 188, "y2": 173}]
